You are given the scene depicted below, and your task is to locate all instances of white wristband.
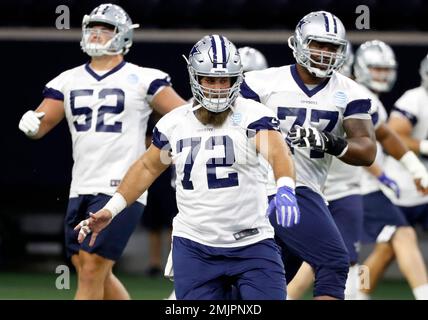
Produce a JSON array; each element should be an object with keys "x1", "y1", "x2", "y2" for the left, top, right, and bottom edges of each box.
[
  {"x1": 400, "y1": 151, "x2": 427, "y2": 179},
  {"x1": 276, "y1": 176, "x2": 296, "y2": 191},
  {"x1": 104, "y1": 193, "x2": 127, "y2": 219},
  {"x1": 420, "y1": 140, "x2": 428, "y2": 156}
]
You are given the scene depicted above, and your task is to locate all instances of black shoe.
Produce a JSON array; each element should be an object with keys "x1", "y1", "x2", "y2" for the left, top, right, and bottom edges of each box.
[{"x1": 145, "y1": 266, "x2": 162, "y2": 277}]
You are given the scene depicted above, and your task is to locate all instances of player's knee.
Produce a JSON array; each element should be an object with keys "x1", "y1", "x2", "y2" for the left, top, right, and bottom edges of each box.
[
  {"x1": 392, "y1": 226, "x2": 418, "y2": 247},
  {"x1": 313, "y1": 256, "x2": 349, "y2": 299},
  {"x1": 78, "y1": 253, "x2": 111, "y2": 283}
]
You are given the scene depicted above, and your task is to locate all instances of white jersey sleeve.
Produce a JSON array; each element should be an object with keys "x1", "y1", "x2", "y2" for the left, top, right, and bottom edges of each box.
[
  {"x1": 44, "y1": 69, "x2": 75, "y2": 101},
  {"x1": 391, "y1": 87, "x2": 421, "y2": 126},
  {"x1": 138, "y1": 67, "x2": 172, "y2": 103}
]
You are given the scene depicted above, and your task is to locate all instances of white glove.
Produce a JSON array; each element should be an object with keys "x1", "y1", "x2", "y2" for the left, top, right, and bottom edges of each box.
[
  {"x1": 400, "y1": 151, "x2": 428, "y2": 188},
  {"x1": 18, "y1": 110, "x2": 45, "y2": 137}
]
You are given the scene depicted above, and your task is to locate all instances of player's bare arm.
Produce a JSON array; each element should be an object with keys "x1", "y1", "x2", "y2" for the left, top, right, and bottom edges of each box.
[
  {"x1": 375, "y1": 122, "x2": 409, "y2": 159},
  {"x1": 19, "y1": 98, "x2": 65, "y2": 139},
  {"x1": 340, "y1": 117, "x2": 377, "y2": 166},
  {"x1": 388, "y1": 115, "x2": 422, "y2": 154},
  {"x1": 256, "y1": 129, "x2": 295, "y2": 181},
  {"x1": 150, "y1": 86, "x2": 186, "y2": 115}
]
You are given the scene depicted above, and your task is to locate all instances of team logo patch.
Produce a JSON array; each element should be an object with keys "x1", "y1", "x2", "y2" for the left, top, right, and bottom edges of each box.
[
  {"x1": 231, "y1": 113, "x2": 242, "y2": 125},
  {"x1": 127, "y1": 73, "x2": 139, "y2": 84},
  {"x1": 333, "y1": 91, "x2": 348, "y2": 108}
]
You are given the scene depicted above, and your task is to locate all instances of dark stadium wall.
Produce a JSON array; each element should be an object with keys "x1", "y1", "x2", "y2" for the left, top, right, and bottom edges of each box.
[{"x1": 1, "y1": 40, "x2": 426, "y2": 214}]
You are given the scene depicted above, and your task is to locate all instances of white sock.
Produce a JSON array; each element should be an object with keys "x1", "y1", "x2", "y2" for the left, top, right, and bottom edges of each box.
[
  {"x1": 413, "y1": 284, "x2": 428, "y2": 300},
  {"x1": 166, "y1": 290, "x2": 176, "y2": 300},
  {"x1": 356, "y1": 291, "x2": 371, "y2": 300},
  {"x1": 286, "y1": 294, "x2": 295, "y2": 300},
  {"x1": 345, "y1": 265, "x2": 359, "y2": 300}
]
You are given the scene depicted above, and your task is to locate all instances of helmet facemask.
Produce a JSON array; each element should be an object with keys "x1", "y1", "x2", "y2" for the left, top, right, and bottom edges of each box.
[
  {"x1": 289, "y1": 35, "x2": 347, "y2": 78},
  {"x1": 189, "y1": 68, "x2": 242, "y2": 113},
  {"x1": 366, "y1": 66, "x2": 397, "y2": 92},
  {"x1": 80, "y1": 4, "x2": 139, "y2": 57},
  {"x1": 81, "y1": 22, "x2": 121, "y2": 57}
]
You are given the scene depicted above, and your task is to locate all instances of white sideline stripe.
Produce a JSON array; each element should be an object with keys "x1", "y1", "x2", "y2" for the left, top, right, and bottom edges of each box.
[{"x1": 0, "y1": 28, "x2": 428, "y2": 45}]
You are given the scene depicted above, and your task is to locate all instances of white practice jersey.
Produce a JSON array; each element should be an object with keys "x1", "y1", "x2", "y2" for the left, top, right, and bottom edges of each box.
[
  {"x1": 44, "y1": 61, "x2": 171, "y2": 204},
  {"x1": 325, "y1": 84, "x2": 386, "y2": 201},
  {"x1": 241, "y1": 65, "x2": 372, "y2": 197},
  {"x1": 359, "y1": 87, "x2": 390, "y2": 195},
  {"x1": 383, "y1": 86, "x2": 428, "y2": 206},
  {"x1": 153, "y1": 98, "x2": 280, "y2": 247}
]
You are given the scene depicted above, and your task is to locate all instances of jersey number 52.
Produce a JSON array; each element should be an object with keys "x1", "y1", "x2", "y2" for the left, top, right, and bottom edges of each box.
[{"x1": 70, "y1": 88, "x2": 124, "y2": 133}]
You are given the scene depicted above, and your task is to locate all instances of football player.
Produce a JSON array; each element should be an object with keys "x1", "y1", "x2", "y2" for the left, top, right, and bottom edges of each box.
[
  {"x1": 286, "y1": 41, "x2": 428, "y2": 300},
  {"x1": 75, "y1": 35, "x2": 300, "y2": 300},
  {"x1": 18, "y1": 3, "x2": 186, "y2": 299},
  {"x1": 355, "y1": 44, "x2": 428, "y2": 300},
  {"x1": 241, "y1": 11, "x2": 377, "y2": 299}
]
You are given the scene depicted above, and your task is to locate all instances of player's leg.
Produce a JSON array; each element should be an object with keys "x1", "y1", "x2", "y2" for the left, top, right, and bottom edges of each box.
[
  {"x1": 141, "y1": 191, "x2": 163, "y2": 276},
  {"x1": 329, "y1": 195, "x2": 364, "y2": 299},
  {"x1": 360, "y1": 191, "x2": 428, "y2": 299},
  {"x1": 358, "y1": 243, "x2": 394, "y2": 298},
  {"x1": 391, "y1": 226, "x2": 428, "y2": 299},
  {"x1": 172, "y1": 236, "x2": 229, "y2": 300},
  {"x1": 229, "y1": 239, "x2": 285, "y2": 300},
  {"x1": 286, "y1": 262, "x2": 314, "y2": 300},
  {"x1": 271, "y1": 187, "x2": 350, "y2": 300},
  {"x1": 104, "y1": 269, "x2": 130, "y2": 300},
  {"x1": 288, "y1": 194, "x2": 364, "y2": 300},
  {"x1": 64, "y1": 194, "x2": 144, "y2": 300},
  {"x1": 75, "y1": 250, "x2": 113, "y2": 299}
]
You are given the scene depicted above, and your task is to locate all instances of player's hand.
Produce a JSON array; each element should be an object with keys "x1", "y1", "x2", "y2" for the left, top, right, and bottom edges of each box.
[
  {"x1": 266, "y1": 186, "x2": 300, "y2": 228},
  {"x1": 378, "y1": 173, "x2": 400, "y2": 198},
  {"x1": 74, "y1": 209, "x2": 113, "y2": 247},
  {"x1": 414, "y1": 175, "x2": 428, "y2": 195},
  {"x1": 288, "y1": 125, "x2": 348, "y2": 157},
  {"x1": 18, "y1": 110, "x2": 45, "y2": 137},
  {"x1": 288, "y1": 126, "x2": 326, "y2": 152}
]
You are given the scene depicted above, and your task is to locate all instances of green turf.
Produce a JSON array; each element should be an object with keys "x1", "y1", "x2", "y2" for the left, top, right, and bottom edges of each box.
[
  {"x1": 0, "y1": 272, "x2": 173, "y2": 300},
  {"x1": 0, "y1": 272, "x2": 414, "y2": 300},
  {"x1": 300, "y1": 280, "x2": 414, "y2": 300}
]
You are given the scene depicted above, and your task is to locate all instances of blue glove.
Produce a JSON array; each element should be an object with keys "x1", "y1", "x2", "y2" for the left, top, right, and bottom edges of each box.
[
  {"x1": 267, "y1": 186, "x2": 301, "y2": 228},
  {"x1": 378, "y1": 172, "x2": 400, "y2": 198}
]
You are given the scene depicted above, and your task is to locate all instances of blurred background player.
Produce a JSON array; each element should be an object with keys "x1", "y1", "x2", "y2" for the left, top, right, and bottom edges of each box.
[
  {"x1": 355, "y1": 52, "x2": 428, "y2": 299},
  {"x1": 241, "y1": 11, "x2": 378, "y2": 300},
  {"x1": 18, "y1": 3, "x2": 185, "y2": 299},
  {"x1": 385, "y1": 54, "x2": 428, "y2": 229},
  {"x1": 354, "y1": 40, "x2": 428, "y2": 300},
  {"x1": 238, "y1": 46, "x2": 268, "y2": 72},
  {"x1": 142, "y1": 111, "x2": 178, "y2": 277},
  {"x1": 286, "y1": 41, "x2": 428, "y2": 300},
  {"x1": 75, "y1": 34, "x2": 300, "y2": 300}
]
